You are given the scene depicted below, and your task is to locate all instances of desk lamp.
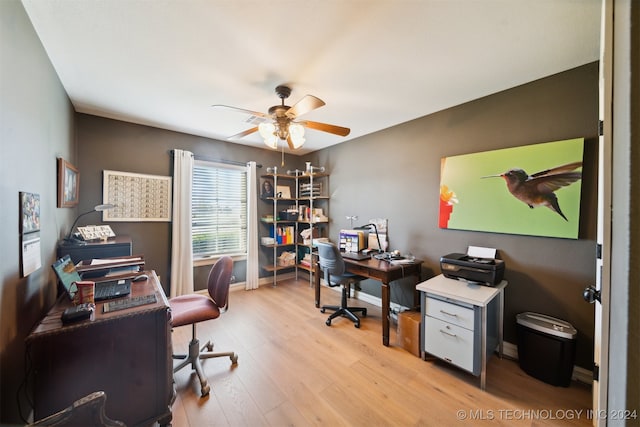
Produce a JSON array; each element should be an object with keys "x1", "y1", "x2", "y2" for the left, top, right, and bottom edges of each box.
[
  {"x1": 62, "y1": 203, "x2": 115, "y2": 245},
  {"x1": 354, "y1": 223, "x2": 382, "y2": 253}
]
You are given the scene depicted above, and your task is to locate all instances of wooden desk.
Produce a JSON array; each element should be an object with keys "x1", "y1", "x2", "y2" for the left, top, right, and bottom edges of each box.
[
  {"x1": 314, "y1": 256, "x2": 422, "y2": 346},
  {"x1": 26, "y1": 271, "x2": 173, "y2": 427}
]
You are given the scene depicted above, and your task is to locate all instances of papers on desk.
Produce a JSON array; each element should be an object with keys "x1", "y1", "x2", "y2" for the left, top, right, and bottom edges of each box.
[
  {"x1": 85, "y1": 257, "x2": 143, "y2": 266},
  {"x1": 389, "y1": 258, "x2": 416, "y2": 265},
  {"x1": 76, "y1": 255, "x2": 145, "y2": 279}
]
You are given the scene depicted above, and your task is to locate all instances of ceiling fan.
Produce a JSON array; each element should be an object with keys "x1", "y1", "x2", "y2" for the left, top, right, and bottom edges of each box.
[{"x1": 213, "y1": 85, "x2": 350, "y2": 150}]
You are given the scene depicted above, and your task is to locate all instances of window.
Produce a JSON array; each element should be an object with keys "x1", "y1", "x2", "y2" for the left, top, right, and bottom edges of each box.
[{"x1": 192, "y1": 161, "x2": 247, "y2": 258}]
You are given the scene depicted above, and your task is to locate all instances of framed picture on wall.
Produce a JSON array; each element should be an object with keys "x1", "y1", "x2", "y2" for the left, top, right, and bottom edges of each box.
[
  {"x1": 57, "y1": 158, "x2": 79, "y2": 208},
  {"x1": 276, "y1": 185, "x2": 291, "y2": 199},
  {"x1": 439, "y1": 137, "x2": 585, "y2": 239},
  {"x1": 19, "y1": 191, "x2": 42, "y2": 277},
  {"x1": 102, "y1": 170, "x2": 172, "y2": 222},
  {"x1": 260, "y1": 178, "x2": 274, "y2": 198},
  {"x1": 20, "y1": 191, "x2": 41, "y2": 234}
]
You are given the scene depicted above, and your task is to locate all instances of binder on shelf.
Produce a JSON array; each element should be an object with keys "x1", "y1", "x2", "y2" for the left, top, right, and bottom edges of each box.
[{"x1": 271, "y1": 225, "x2": 295, "y2": 244}]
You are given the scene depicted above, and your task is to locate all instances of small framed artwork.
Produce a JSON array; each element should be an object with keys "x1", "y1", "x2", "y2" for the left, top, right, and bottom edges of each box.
[
  {"x1": 20, "y1": 191, "x2": 41, "y2": 234},
  {"x1": 57, "y1": 158, "x2": 79, "y2": 208},
  {"x1": 276, "y1": 185, "x2": 291, "y2": 199},
  {"x1": 260, "y1": 178, "x2": 274, "y2": 198},
  {"x1": 19, "y1": 191, "x2": 42, "y2": 277}
]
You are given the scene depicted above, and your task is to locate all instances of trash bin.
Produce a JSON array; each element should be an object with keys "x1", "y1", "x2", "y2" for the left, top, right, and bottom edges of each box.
[{"x1": 516, "y1": 312, "x2": 577, "y2": 387}]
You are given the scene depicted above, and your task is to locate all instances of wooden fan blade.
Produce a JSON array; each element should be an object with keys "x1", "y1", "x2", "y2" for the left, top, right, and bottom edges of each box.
[
  {"x1": 300, "y1": 120, "x2": 351, "y2": 137},
  {"x1": 285, "y1": 95, "x2": 325, "y2": 119},
  {"x1": 228, "y1": 127, "x2": 258, "y2": 140},
  {"x1": 211, "y1": 105, "x2": 269, "y2": 118},
  {"x1": 286, "y1": 135, "x2": 295, "y2": 150}
]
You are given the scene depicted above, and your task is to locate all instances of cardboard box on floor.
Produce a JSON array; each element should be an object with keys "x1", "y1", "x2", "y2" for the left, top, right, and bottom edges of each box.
[{"x1": 397, "y1": 310, "x2": 421, "y2": 357}]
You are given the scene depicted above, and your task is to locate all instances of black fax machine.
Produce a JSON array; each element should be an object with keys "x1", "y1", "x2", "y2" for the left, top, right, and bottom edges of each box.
[{"x1": 440, "y1": 253, "x2": 505, "y2": 286}]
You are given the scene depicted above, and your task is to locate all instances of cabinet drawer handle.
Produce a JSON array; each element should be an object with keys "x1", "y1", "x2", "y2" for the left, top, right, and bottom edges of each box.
[
  {"x1": 439, "y1": 329, "x2": 457, "y2": 338},
  {"x1": 440, "y1": 310, "x2": 458, "y2": 317}
]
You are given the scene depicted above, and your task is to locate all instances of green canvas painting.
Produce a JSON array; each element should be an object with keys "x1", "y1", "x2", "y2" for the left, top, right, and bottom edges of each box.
[{"x1": 439, "y1": 138, "x2": 584, "y2": 239}]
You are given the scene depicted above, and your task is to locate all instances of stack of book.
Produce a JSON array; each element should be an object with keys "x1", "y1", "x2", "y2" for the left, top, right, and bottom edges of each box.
[{"x1": 299, "y1": 253, "x2": 313, "y2": 268}]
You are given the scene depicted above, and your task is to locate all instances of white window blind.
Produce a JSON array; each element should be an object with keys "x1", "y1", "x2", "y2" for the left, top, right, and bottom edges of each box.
[{"x1": 192, "y1": 161, "x2": 247, "y2": 257}]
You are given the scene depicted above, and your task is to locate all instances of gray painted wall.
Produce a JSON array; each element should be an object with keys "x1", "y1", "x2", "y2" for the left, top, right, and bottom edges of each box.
[
  {"x1": 311, "y1": 63, "x2": 599, "y2": 370},
  {"x1": 1, "y1": 1, "x2": 76, "y2": 422}
]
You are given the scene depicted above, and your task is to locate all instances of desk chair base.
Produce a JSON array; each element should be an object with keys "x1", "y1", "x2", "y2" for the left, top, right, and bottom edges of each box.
[
  {"x1": 29, "y1": 391, "x2": 125, "y2": 427},
  {"x1": 173, "y1": 324, "x2": 238, "y2": 397},
  {"x1": 321, "y1": 285, "x2": 367, "y2": 328}
]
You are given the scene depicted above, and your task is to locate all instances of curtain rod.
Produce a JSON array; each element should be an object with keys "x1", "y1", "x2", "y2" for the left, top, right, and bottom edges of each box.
[{"x1": 168, "y1": 149, "x2": 262, "y2": 168}]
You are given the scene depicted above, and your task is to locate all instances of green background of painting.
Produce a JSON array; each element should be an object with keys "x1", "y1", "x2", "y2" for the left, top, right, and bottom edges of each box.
[{"x1": 440, "y1": 138, "x2": 584, "y2": 239}]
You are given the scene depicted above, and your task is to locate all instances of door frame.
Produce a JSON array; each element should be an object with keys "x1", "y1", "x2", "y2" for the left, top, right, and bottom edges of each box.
[{"x1": 594, "y1": 0, "x2": 612, "y2": 423}]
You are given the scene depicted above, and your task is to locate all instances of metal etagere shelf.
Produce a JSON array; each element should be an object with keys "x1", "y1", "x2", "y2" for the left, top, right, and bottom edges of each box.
[{"x1": 260, "y1": 163, "x2": 329, "y2": 287}]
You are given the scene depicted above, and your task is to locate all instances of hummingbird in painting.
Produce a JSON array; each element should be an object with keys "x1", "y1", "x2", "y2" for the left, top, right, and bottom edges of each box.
[{"x1": 482, "y1": 162, "x2": 582, "y2": 221}]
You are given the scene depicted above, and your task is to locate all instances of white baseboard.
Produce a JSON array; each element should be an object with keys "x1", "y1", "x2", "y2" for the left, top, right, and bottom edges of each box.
[{"x1": 228, "y1": 271, "x2": 298, "y2": 292}]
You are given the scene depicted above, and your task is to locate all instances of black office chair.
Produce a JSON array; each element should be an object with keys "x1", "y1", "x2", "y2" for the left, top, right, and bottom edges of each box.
[
  {"x1": 316, "y1": 242, "x2": 367, "y2": 328},
  {"x1": 169, "y1": 256, "x2": 238, "y2": 397}
]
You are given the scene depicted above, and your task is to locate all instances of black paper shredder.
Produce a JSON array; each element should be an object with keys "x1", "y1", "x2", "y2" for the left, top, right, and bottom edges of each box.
[{"x1": 516, "y1": 312, "x2": 577, "y2": 387}]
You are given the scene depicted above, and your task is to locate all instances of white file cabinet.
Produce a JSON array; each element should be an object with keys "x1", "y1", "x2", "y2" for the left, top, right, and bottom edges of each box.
[{"x1": 417, "y1": 274, "x2": 507, "y2": 390}]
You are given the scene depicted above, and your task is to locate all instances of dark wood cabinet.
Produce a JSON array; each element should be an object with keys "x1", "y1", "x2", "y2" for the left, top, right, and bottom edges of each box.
[
  {"x1": 57, "y1": 236, "x2": 132, "y2": 263},
  {"x1": 26, "y1": 271, "x2": 173, "y2": 426}
]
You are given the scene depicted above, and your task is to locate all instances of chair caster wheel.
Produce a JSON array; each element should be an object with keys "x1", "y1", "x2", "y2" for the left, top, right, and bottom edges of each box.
[
  {"x1": 201, "y1": 384, "x2": 211, "y2": 396},
  {"x1": 320, "y1": 308, "x2": 325, "y2": 313},
  {"x1": 230, "y1": 354, "x2": 238, "y2": 364},
  {"x1": 362, "y1": 309, "x2": 367, "y2": 317},
  {"x1": 355, "y1": 322, "x2": 360, "y2": 328},
  {"x1": 206, "y1": 343, "x2": 213, "y2": 351},
  {"x1": 326, "y1": 319, "x2": 331, "y2": 326}
]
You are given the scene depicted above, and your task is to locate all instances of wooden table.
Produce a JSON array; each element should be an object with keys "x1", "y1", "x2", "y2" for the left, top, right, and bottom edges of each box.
[
  {"x1": 314, "y1": 256, "x2": 422, "y2": 346},
  {"x1": 26, "y1": 271, "x2": 173, "y2": 427}
]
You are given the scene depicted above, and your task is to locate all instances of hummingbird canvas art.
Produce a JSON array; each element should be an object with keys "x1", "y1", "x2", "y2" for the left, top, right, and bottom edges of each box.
[
  {"x1": 482, "y1": 162, "x2": 582, "y2": 221},
  {"x1": 439, "y1": 137, "x2": 585, "y2": 239}
]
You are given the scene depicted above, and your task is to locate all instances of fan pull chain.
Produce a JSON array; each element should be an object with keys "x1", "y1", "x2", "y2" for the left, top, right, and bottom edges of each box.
[{"x1": 281, "y1": 144, "x2": 285, "y2": 167}]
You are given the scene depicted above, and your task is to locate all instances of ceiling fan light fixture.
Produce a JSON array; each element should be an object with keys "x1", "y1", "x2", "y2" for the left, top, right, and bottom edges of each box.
[
  {"x1": 289, "y1": 123, "x2": 305, "y2": 149},
  {"x1": 258, "y1": 122, "x2": 275, "y2": 139},
  {"x1": 291, "y1": 136, "x2": 305, "y2": 149},
  {"x1": 289, "y1": 123, "x2": 305, "y2": 138},
  {"x1": 264, "y1": 134, "x2": 278, "y2": 149},
  {"x1": 220, "y1": 85, "x2": 349, "y2": 151}
]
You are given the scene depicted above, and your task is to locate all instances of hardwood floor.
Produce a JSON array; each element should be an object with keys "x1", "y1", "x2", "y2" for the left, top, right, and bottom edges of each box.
[{"x1": 169, "y1": 279, "x2": 592, "y2": 426}]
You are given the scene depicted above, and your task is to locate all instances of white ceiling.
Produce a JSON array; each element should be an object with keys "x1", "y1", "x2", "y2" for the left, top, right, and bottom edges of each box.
[{"x1": 21, "y1": 0, "x2": 601, "y2": 155}]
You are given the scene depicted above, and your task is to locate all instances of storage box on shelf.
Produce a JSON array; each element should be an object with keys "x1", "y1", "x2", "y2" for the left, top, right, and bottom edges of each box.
[{"x1": 260, "y1": 165, "x2": 329, "y2": 286}]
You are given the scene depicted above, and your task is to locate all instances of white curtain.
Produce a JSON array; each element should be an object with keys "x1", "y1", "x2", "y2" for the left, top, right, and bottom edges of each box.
[
  {"x1": 245, "y1": 161, "x2": 259, "y2": 290},
  {"x1": 170, "y1": 149, "x2": 194, "y2": 297}
]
